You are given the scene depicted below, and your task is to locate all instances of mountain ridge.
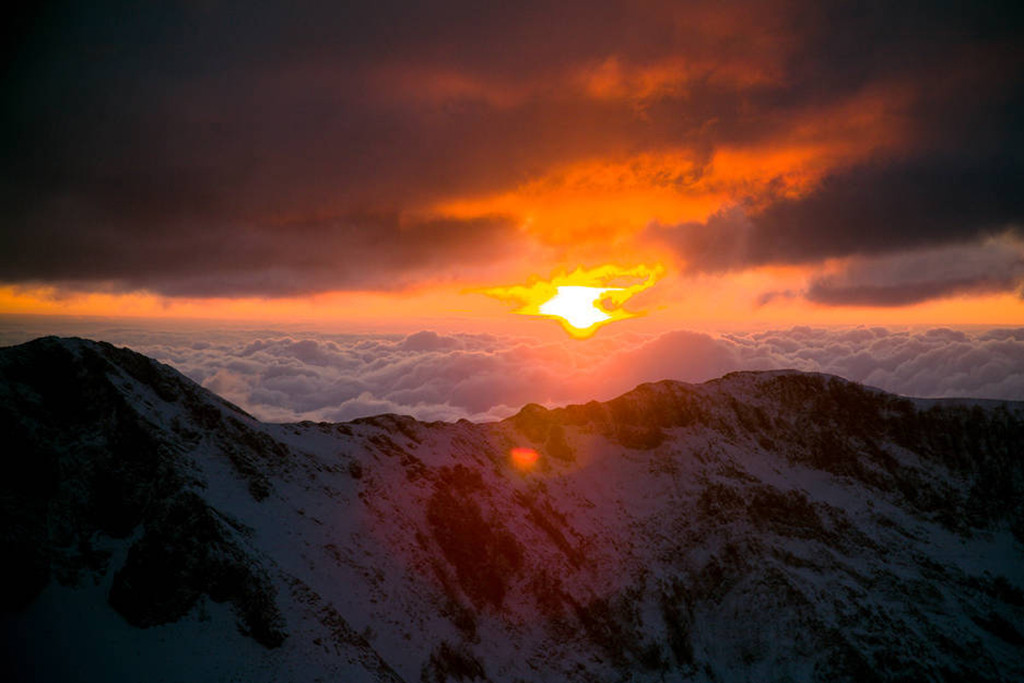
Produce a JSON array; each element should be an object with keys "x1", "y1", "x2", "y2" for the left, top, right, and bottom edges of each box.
[{"x1": 1, "y1": 336, "x2": 1023, "y2": 682}]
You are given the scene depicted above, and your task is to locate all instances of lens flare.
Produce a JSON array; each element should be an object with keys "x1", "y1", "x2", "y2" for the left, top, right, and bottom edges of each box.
[
  {"x1": 510, "y1": 447, "x2": 540, "y2": 469},
  {"x1": 482, "y1": 264, "x2": 663, "y2": 338}
]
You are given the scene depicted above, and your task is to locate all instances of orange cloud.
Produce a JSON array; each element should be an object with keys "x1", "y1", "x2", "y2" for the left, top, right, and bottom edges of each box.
[
  {"x1": 574, "y1": 54, "x2": 779, "y2": 103},
  {"x1": 429, "y1": 80, "x2": 911, "y2": 272},
  {"x1": 3, "y1": 0, "x2": 1019, "y2": 325}
]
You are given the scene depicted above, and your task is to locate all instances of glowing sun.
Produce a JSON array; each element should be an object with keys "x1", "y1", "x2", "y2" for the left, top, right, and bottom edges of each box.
[
  {"x1": 482, "y1": 264, "x2": 663, "y2": 338},
  {"x1": 538, "y1": 286, "x2": 621, "y2": 330}
]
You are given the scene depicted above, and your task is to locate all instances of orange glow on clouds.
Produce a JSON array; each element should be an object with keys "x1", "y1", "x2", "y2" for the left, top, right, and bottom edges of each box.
[
  {"x1": 481, "y1": 264, "x2": 663, "y2": 338},
  {"x1": 432, "y1": 84, "x2": 908, "y2": 258},
  {"x1": 510, "y1": 447, "x2": 540, "y2": 470},
  {"x1": 2, "y1": 271, "x2": 1023, "y2": 335},
  {"x1": 5, "y1": 3, "x2": 1020, "y2": 336}
]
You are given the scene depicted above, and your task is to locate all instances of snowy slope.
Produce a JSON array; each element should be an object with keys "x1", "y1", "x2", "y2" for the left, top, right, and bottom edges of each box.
[{"x1": 1, "y1": 337, "x2": 1023, "y2": 682}]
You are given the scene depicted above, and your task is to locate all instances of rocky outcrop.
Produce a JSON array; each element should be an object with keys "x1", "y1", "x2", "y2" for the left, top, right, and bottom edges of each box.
[
  {"x1": 0, "y1": 337, "x2": 287, "y2": 646},
  {"x1": 1, "y1": 338, "x2": 1022, "y2": 682}
]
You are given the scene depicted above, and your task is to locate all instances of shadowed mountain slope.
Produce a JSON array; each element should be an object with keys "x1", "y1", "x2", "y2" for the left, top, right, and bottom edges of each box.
[{"x1": 1, "y1": 337, "x2": 1022, "y2": 682}]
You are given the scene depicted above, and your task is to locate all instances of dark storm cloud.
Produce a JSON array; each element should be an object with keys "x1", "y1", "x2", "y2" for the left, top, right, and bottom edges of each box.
[
  {"x1": 653, "y1": 0, "x2": 1024, "y2": 285},
  {"x1": 2, "y1": 0, "x2": 1023, "y2": 296},
  {"x1": 0, "y1": 204, "x2": 520, "y2": 295},
  {"x1": 803, "y1": 237, "x2": 1024, "y2": 307},
  {"x1": 746, "y1": 155, "x2": 1024, "y2": 266},
  {"x1": 0, "y1": 0, "x2": 675, "y2": 294},
  {"x1": 780, "y1": 1, "x2": 1023, "y2": 99},
  {"x1": 657, "y1": 139, "x2": 1024, "y2": 283}
]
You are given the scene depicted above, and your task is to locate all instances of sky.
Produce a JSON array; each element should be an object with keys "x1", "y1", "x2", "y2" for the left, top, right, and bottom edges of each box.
[
  {"x1": 1, "y1": 2, "x2": 1023, "y2": 415},
  {"x1": 1, "y1": 0, "x2": 1022, "y2": 330}
]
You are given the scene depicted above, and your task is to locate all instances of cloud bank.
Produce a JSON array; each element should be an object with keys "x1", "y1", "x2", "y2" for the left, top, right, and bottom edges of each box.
[{"x1": 4, "y1": 322, "x2": 1018, "y2": 422}]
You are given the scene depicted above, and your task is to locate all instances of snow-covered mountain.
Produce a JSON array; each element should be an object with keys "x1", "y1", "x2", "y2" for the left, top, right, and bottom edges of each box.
[{"x1": 2, "y1": 336, "x2": 1023, "y2": 682}]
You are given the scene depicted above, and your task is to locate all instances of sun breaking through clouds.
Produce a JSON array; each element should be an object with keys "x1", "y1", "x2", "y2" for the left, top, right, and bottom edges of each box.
[
  {"x1": 482, "y1": 265, "x2": 663, "y2": 338},
  {"x1": 1, "y1": 0, "x2": 1022, "y2": 327}
]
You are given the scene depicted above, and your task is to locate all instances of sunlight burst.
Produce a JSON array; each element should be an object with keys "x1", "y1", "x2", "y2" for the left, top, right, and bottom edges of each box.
[
  {"x1": 537, "y1": 286, "x2": 620, "y2": 330},
  {"x1": 482, "y1": 264, "x2": 663, "y2": 338}
]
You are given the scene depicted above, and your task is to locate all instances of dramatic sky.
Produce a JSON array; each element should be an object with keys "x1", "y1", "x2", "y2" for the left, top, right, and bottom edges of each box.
[{"x1": 2, "y1": 0, "x2": 1022, "y2": 332}]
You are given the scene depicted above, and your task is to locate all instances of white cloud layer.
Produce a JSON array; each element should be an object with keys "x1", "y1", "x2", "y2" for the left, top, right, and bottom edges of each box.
[{"x1": 2, "y1": 319, "x2": 1022, "y2": 422}]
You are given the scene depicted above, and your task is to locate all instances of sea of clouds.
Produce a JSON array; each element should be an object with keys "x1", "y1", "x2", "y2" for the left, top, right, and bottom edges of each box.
[{"x1": 2, "y1": 320, "x2": 1022, "y2": 423}]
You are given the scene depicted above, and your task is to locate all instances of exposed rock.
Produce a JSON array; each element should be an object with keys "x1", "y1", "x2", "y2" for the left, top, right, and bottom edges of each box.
[{"x1": 2, "y1": 338, "x2": 1022, "y2": 682}]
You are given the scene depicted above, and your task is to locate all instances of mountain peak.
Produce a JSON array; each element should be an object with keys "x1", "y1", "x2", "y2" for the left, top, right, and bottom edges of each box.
[{"x1": 2, "y1": 337, "x2": 1022, "y2": 682}]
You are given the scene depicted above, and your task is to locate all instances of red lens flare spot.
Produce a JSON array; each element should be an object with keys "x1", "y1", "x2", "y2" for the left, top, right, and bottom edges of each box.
[{"x1": 510, "y1": 447, "x2": 540, "y2": 469}]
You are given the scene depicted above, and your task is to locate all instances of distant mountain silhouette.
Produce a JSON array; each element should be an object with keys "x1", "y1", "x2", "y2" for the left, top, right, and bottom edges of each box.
[{"x1": 1, "y1": 337, "x2": 1022, "y2": 682}]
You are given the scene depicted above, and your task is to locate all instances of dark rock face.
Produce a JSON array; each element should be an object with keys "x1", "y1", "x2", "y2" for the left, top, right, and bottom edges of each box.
[
  {"x1": 0, "y1": 338, "x2": 172, "y2": 611},
  {"x1": 497, "y1": 372, "x2": 1024, "y2": 680},
  {"x1": 426, "y1": 465, "x2": 523, "y2": 610},
  {"x1": 528, "y1": 372, "x2": 1024, "y2": 540},
  {"x1": 107, "y1": 491, "x2": 286, "y2": 648},
  {"x1": 1, "y1": 339, "x2": 1023, "y2": 682},
  {"x1": 0, "y1": 337, "x2": 287, "y2": 645}
]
